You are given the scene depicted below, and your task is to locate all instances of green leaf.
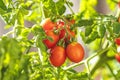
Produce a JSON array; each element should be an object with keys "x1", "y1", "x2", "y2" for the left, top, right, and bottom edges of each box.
[
  {"x1": 113, "y1": 22, "x2": 120, "y2": 34},
  {"x1": 85, "y1": 26, "x2": 92, "y2": 36},
  {"x1": 85, "y1": 31, "x2": 98, "y2": 43},
  {"x1": 80, "y1": 31, "x2": 86, "y2": 43},
  {"x1": 97, "y1": 24, "x2": 106, "y2": 38},
  {"x1": 68, "y1": 72, "x2": 89, "y2": 80},
  {"x1": 0, "y1": 0, "x2": 7, "y2": 10},
  {"x1": 67, "y1": 1, "x2": 73, "y2": 7},
  {"x1": 36, "y1": 35, "x2": 47, "y2": 52},
  {"x1": 116, "y1": 70, "x2": 120, "y2": 78},
  {"x1": 76, "y1": 19, "x2": 93, "y2": 27},
  {"x1": 56, "y1": 0, "x2": 66, "y2": 15},
  {"x1": 17, "y1": 11, "x2": 24, "y2": 25}
]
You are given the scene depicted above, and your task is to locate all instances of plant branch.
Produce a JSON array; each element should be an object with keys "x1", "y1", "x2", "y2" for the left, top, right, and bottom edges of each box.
[
  {"x1": 85, "y1": 61, "x2": 92, "y2": 80},
  {"x1": 66, "y1": 1, "x2": 75, "y2": 14},
  {"x1": 63, "y1": 47, "x2": 110, "y2": 70},
  {"x1": 38, "y1": 48, "x2": 43, "y2": 64},
  {"x1": 105, "y1": 63, "x2": 118, "y2": 80},
  {"x1": 63, "y1": 60, "x2": 85, "y2": 70},
  {"x1": 40, "y1": 1, "x2": 45, "y2": 20}
]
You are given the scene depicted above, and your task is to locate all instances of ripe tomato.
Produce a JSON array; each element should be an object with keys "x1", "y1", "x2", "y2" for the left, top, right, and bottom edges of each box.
[
  {"x1": 66, "y1": 42, "x2": 84, "y2": 63},
  {"x1": 41, "y1": 18, "x2": 56, "y2": 31},
  {"x1": 49, "y1": 46, "x2": 66, "y2": 67},
  {"x1": 115, "y1": 53, "x2": 120, "y2": 63},
  {"x1": 43, "y1": 31, "x2": 59, "y2": 49},
  {"x1": 115, "y1": 38, "x2": 120, "y2": 45}
]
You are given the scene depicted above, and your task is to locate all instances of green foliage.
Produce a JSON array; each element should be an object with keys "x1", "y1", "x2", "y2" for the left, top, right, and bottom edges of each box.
[{"x1": 0, "y1": 0, "x2": 120, "y2": 80}]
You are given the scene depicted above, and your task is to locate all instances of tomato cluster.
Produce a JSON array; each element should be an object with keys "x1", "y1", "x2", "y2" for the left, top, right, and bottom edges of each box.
[{"x1": 41, "y1": 18, "x2": 85, "y2": 67}]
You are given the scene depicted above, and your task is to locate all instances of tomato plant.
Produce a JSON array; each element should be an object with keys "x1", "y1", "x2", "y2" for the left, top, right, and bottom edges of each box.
[{"x1": 1, "y1": 0, "x2": 120, "y2": 80}]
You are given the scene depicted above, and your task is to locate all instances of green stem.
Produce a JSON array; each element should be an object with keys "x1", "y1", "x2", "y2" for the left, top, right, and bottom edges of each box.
[
  {"x1": 4, "y1": 31, "x2": 14, "y2": 36},
  {"x1": 105, "y1": 63, "x2": 118, "y2": 80},
  {"x1": 38, "y1": 48, "x2": 43, "y2": 64},
  {"x1": 25, "y1": 46, "x2": 31, "y2": 54},
  {"x1": 40, "y1": 1, "x2": 45, "y2": 20},
  {"x1": 63, "y1": 47, "x2": 110, "y2": 70},
  {"x1": 85, "y1": 61, "x2": 91, "y2": 80},
  {"x1": 63, "y1": 60, "x2": 85, "y2": 70},
  {"x1": 66, "y1": 1, "x2": 75, "y2": 14}
]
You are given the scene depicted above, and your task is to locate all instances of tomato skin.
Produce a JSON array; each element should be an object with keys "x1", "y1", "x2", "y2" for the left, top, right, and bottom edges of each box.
[
  {"x1": 115, "y1": 38, "x2": 120, "y2": 45},
  {"x1": 66, "y1": 42, "x2": 84, "y2": 63},
  {"x1": 49, "y1": 46, "x2": 66, "y2": 67},
  {"x1": 41, "y1": 18, "x2": 56, "y2": 31},
  {"x1": 43, "y1": 31, "x2": 59, "y2": 49},
  {"x1": 115, "y1": 53, "x2": 120, "y2": 63}
]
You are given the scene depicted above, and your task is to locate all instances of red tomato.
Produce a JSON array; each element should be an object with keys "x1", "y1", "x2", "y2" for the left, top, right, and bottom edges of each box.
[
  {"x1": 43, "y1": 31, "x2": 59, "y2": 49},
  {"x1": 66, "y1": 42, "x2": 85, "y2": 63},
  {"x1": 41, "y1": 18, "x2": 56, "y2": 31},
  {"x1": 115, "y1": 38, "x2": 120, "y2": 45},
  {"x1": 115, "y1": 53, "x2": 120, "y2": 63},
  {"x1": 49, "y1": 46, "x2": 66, "y2": 67},
  {"x1": 69, "y1": 19, "x2": 75, "y2": 24}
]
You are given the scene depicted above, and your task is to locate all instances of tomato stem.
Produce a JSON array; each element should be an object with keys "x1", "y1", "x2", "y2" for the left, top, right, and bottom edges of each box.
[
  {"x1": 105, "y1": 63, "x2": 118, "y2": 80},
  {"x1": 38, "y1": 48, "x2": 43, "y2": 64},
  {"x1": 40, "y1": 1, "x2": 45, "y2": 19},
  {"x1": 63, "y1": 47, "x2": 110, "y2": 70},
  {"x1": 66, "y1": 1, "x2": 75, "y2": 14},
  {"x1": 3, "y1": 30, "x2": 14, "y2": 36},
  {"x1": 85, "y1": 61, "x2": 92, "y2": 80},
  {"x1": 63, "y1": 61, "x2": 85, "y2": 70}
]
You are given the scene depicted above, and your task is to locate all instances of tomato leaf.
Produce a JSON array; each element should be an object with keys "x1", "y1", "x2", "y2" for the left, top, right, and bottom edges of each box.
[
  {"x1": 56, "y1": 0, "x2": 66, "y2": 15},
  {"x1": 76, "y1": 19, "x2": 93, "y2": 27},
  {"x1": 0, "y1": 0, "x2": 7, "y2": 10},
  {"x1": 85, "y1": 31, "x2": 99, "y2": 44},
  {"x1": 85, "y1": 26, "x2": 92, "y2": 36},
  {"x1": 68, "y1": 72, "x2": 89, "y2": 80},
  {"x1": 97, "y1": 24, "x2": 106, "y2": 38},
  {"x1": 113, "y1": 22, "x2": 120, "y2": 34}
]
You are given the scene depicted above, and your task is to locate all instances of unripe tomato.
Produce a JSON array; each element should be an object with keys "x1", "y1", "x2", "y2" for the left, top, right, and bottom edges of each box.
[
  {"x1": 43, "y1": 31, "x2": 59, "y2": 49},
  {"x1": 115, "y1": 38, "x2": 120, "y2": 45},
  {"x1": 66, "y1": 42, "x2": 84, "y2": 63},
  {"x1": 49, "y1": 46, "x2": 66, "y2": 67},
  {"x1": 115, "y1": 53, "x2": 120, "y2": 63},
  {"x1": 41, "y1": 18, "x2": 56, "y2": 31}
]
